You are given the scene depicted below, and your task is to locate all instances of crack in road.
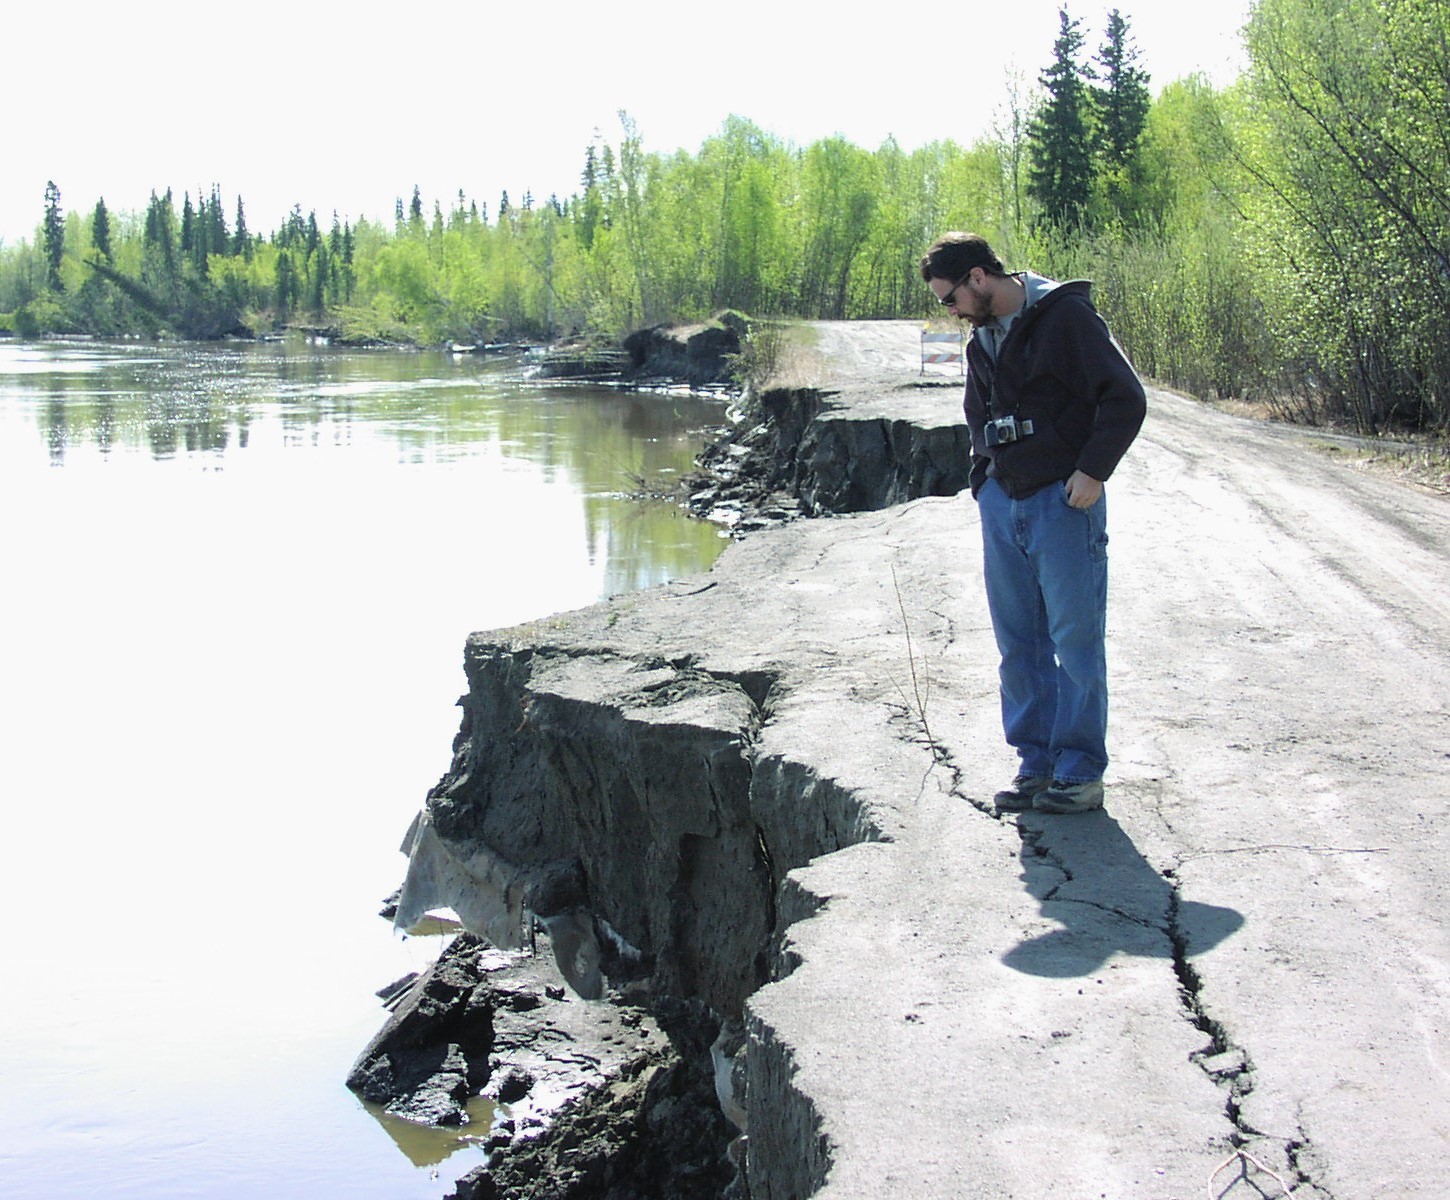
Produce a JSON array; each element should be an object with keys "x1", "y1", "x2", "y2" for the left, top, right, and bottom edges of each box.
[
  {"x1": 1001, "y1": 803, "x2": 1338, "y2": 1200},
  {"x1": 1166, "y1": 877, "x2": 1338, "y2": 1200}
]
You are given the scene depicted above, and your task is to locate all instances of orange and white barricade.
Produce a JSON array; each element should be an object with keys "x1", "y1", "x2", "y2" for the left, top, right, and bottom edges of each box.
[{"x1": 921, "y1": 327, "x2": 964, "y2": 375}]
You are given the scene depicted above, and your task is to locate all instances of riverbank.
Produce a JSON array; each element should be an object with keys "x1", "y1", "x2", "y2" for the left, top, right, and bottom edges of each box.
[{"x1": 362, "y1": 320, "x2": 1450, "y2": 1199}]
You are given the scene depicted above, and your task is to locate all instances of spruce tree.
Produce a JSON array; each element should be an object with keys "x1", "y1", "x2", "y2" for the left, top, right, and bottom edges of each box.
[
  {"x1": 141, "y1": 190, "x2": 178, "y2": 290},
  {"x1": 275, "y1": 251, "x2": 295, "y2": 315},
  {"x1": 42, "y1": 181, "x2": 66, "y2": 290},
  {"x1": 310, "y1": 243, "x2": 327, "y2": 314},
  {"x1": 341, "y1": 221, "x2": 355, "y2": 302},
  {"x1": 181, "y1": 192, "x2": 196, "y2": 255},
  {"x1": 207, "y1": 186, "x2": 229, "y2": 254},
  {"x1": 1094, "y1": 9, "x2": 1151, "y2": 225},
  {"x1": 233, "y1": 196, "x2": 252, "y2": 261},
  {"x1": 578, "y1": 144, "x2": 604, "y2": 249},
  {"x1": 194, "y1": 200, "x2": 211, "y2": 274},
  {"x1": 189, "y1": 190, "x2": 215, "y2": 274},
  {"x1": 1026, "y1": 7, "x2": 1096, "y2": 230},
  {"x1": 282, "y1": 204, "x2": 306, "y2": 249},
  {"x1": 92, "y1": 197, "x2": 113, "y2": 263}
]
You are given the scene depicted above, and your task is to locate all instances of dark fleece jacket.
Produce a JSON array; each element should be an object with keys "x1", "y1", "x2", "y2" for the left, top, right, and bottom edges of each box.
[{"x1": 963, "y1": 277, "x2": 1146, "y2": 499}]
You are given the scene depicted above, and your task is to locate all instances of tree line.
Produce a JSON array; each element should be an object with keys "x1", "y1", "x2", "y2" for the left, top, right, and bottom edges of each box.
[{"x1": 3, "y1": 0, "x2": 1446, "y2": 436}]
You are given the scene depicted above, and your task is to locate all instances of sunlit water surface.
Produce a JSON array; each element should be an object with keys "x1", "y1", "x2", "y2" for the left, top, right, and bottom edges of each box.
[{"x1": 0, "y1": 338, "x2": 729, "y2": 1199}]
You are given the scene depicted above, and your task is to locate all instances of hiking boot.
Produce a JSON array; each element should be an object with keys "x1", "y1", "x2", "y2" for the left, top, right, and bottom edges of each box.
[
  {"x1": 1033, "y1": 779, "x2": 1105, "y2": 814},
  {"x1": 993, "y1": 774, "x2": 1053, "y2": 812}
]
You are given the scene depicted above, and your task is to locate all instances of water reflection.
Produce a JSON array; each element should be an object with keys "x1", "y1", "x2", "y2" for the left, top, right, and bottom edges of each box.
[
  {"x1": 9, "y1": 340, "x2": 728, "y2": 478},
  {"x1": 4, "y1": 338, "x2": 732, "y2": 599},
  {"x1": 366, "y1": 1097, "x2": 497, "y2": 1168}
]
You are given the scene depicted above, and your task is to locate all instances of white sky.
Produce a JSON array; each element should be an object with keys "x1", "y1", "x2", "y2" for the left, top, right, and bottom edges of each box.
[{"x1": 1, "y1": 0, "x2": 1250, "y2": 247}]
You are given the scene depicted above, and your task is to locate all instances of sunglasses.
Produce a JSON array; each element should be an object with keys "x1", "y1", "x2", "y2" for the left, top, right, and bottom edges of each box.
[{"x1": 938, "y1": 272, "x2": 972, "y2": 306}]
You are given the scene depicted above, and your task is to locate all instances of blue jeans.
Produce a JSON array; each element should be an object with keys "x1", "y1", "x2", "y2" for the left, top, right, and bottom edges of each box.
[{"x1": 977, "y1": 477, "x2": 1109, "y2": 784}]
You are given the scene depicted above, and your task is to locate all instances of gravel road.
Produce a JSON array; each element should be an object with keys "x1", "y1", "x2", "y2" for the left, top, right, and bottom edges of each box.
[{"x1": 749, "y1": 320, "x2": 1450, "y2": 1198}]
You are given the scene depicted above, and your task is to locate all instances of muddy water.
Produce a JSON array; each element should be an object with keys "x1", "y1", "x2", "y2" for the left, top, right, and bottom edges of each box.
[{"x1": 0, "y1": 338, "x2": 729, "y2": 1199}]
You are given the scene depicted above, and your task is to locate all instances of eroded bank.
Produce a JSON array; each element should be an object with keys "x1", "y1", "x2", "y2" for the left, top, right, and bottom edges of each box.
[{"x1": 351, "y1": 345, "x2": 974, "y2": 1198}]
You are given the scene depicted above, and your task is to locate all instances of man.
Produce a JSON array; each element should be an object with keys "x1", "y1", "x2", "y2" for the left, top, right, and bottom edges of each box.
[{"x1": 920, "y1": 232, "x2": 1145, "y2": 814}]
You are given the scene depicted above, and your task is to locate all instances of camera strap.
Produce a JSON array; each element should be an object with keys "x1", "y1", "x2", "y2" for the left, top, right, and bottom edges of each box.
[{"x1": 972, "y1": 333, "x2": 1005, "y2": 420}]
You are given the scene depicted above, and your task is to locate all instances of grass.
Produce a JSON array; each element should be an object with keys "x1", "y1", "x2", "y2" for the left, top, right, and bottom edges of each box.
[
  {"x1": 1355, "y1": 441, "x2": 1450, "y2": 495},
  {"x1": 1299, "y1": 435, "x2": 1450, "y2": 495},
  {"x1": 727, "y1": 320, "x2": 821, "y2": 393},
  {"x1": 888, "y1": 565, "x2": 945, "y2": 762}
]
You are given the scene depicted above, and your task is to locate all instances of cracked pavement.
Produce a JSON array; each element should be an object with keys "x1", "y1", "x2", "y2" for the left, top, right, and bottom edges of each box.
[{"x1": 514, "y1": 321, "x2": 1450, "y2": 1198}]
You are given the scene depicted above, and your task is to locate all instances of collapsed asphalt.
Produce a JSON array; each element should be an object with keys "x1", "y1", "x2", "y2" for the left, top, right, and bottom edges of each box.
[
  {"x1": 389, "y1": 318, "x2": 1450, "y2": 1199},
  {"x1": 628, "y1": 321, "x2": 1450, "y2": 1198}
]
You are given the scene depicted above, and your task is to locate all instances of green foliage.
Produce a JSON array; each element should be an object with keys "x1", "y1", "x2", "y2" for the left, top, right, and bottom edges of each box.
[
  {"x1": 725, "y1": 315, "x2": 790, "y2": 393},
  {"x1": 797, "y1": 137, "x2": 878, "y2": 319},
  {"x1": 331, "y1": 303, "x2": 415, "y2": 346},
  {"x1": 1230, "y1": 0, "x2": 1450, "y2": 431},
  {"x1": 13, "y1": 292, "x2": 67, "y2": 337},
  {"x1": 2, "y1": 11, "x2": 1446, "y2": 438}
]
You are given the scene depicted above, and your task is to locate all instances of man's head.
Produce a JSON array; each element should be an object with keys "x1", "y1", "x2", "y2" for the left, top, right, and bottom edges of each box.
[{"x1": 920, "y1": 232, "x2": 1008, "y2": 327}]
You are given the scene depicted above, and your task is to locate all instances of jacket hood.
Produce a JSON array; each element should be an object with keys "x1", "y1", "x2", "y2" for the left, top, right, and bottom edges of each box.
[
  {"x1": 973, "y1": 275, "x2": 1092, "y2": 352},
  {"x1": 1024, "y1": 274, "x2": 1092, "y2": 314}
]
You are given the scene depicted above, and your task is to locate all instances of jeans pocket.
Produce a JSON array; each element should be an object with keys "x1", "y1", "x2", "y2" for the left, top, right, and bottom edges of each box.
[{"x1": 1053, "y1": 485, "x2": 1109, "y2": 559}]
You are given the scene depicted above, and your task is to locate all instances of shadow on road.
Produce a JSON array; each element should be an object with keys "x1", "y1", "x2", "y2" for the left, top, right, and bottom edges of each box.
[{"x1": 1001, "y1": 810, "x2": 1244, "y2": 978}]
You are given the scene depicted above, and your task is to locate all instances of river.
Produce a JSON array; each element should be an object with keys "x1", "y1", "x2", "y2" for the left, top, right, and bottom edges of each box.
[{"x1": 0, "y1": 337, "x2": 730, "y2": 1199}]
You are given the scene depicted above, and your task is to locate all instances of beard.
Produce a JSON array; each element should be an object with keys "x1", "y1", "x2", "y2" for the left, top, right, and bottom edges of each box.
[{"x1": 956, "y1": 280, "x2": 996, "y2": 328}]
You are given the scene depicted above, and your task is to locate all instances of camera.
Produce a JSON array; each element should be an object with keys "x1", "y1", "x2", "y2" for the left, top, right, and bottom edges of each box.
[{"x1": 983, "y1": 415, "x2": 1035, "y2": 448}]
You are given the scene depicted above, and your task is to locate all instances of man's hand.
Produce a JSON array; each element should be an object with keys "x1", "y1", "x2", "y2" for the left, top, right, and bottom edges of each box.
[{"x1": 1064, "y1": 470, "x2": 1103, "y2": 509}]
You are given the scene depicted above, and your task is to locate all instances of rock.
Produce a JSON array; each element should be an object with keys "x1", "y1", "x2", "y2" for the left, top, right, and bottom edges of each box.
[
  {"x1": 448, "y1": 1002, "x2": 736, "y2": 1200},
  {"x1": 375, "y1": 972, "x2": 419, "y2": 1007},
  {"x1": 347, "y1": 935, "x2": 497, "y2": 1125},
  {"x1": 354, "y1": 927, "x2": 734, "y2": 1194},
  {"x1": 491, "y1": 1067, "x2": 535, "y2": 1104},
  {"x1": 383, "y1": 1044, "x2": 471, "y2": 1126},
  {"x1": 407, "y1": 654, "x2": 773, "y2": 1017}
]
